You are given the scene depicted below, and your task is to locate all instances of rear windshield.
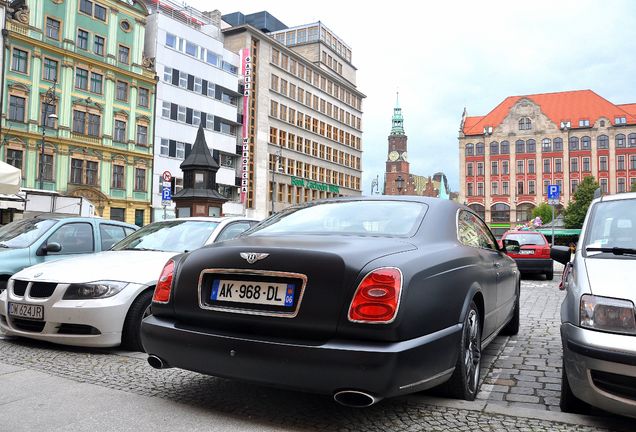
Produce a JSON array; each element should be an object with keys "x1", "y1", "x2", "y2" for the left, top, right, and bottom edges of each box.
[
  {"x1": 248, "y1": 200, "x2": 428, "y2": 236},
  {"x1": 0, "y1": 218, "x2": 58, "y2": 248},
  {"x1": 504, "y1": 232, "x2": 546, "y2": 246}
]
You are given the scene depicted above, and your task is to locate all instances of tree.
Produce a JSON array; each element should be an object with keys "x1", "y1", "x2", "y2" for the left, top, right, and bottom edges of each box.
[
  {"x1": 532, "y1": 202, "x2": 553, "y2": 225},
  {"x1": 563, "y1": 176, "x2": 599, "y2": 229}
]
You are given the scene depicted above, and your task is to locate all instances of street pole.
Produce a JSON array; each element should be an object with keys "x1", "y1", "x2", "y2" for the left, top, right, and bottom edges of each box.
[
  {"x1": 270, "y1": 147, "x2": 281, "y2": 215},
  {"x1": 40, "y1": 82, "x2": 57, "y2": 190},
  {"x1": 551, "y1": 203, "x2": 555, "y2": 246}
]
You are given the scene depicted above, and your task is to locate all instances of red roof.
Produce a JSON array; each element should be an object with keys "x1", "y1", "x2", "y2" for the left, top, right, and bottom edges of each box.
[{"x1": 463, "y1": 90, "x2": 636, "y2": 136}]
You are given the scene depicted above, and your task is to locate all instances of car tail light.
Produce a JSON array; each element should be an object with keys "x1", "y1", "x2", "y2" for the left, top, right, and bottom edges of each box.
[
  {"x1": 153, "y1": 260, "x2": 174, "y2": 304},
  {"x1": 348, "y1": 267, "x2": 402, "y2": 323}
]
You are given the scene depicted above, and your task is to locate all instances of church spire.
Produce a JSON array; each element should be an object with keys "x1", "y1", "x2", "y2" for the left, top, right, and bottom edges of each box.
[{"x1": 390, "y1": 91, "x2": 405, "y2": 135}]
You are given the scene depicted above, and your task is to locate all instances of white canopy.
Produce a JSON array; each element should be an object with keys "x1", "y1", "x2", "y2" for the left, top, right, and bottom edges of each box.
[{"x1": 0, "y1": 160, "x2": 21, "y2": 194}]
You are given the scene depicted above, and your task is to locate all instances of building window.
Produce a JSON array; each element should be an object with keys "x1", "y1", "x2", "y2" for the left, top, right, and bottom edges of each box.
[
  {"x1": 541, "y1": 138, "x2": 551, "y2": 152},
  {"x1": 37, "y1": 153, "x2": 53, "y2": 181},
  {"x1": 571, "y1": 179, "x2": 579, "y2": 193},
  {"x1": 466, "y1": 163, "x2": 473, "y2": 176},
  {"x1": 553, "y1": 138, "x2": 563, "y2": 151},
  {"x1": 41, "y1": 101, "x2": 57, "y2": 128},
  {"x1": 528, "y1": 159, "x2": 535, "y2": 174},
  {"x1": 528, "y1": 181, "x2": 535, "y2": 195},
  {"x1": 516, "y1": 160, "x2": 524, "y2": 174},
  {"x1": 543, "y1": 158, "x2": 550, "y2": 173},
  {"x1": 579, "y1": 119, "x2": 590, "y2": 127},
  {"x1": 137, "y1": 87, "x2": 149, "y2": 107},
  {"x1": 570, "y1": 157, "x2": 579, "y2": 172},
  {"x1": 614, "y1": 116, "x2": 627, "y2": 125},
  {"x1": 526, "y1": 139, "x2": 536, "y2": 153},
  {"x1": 136, "y1": 125, "x2": 148, "y2": 145},
  {"x1": 86, "y1": 161, "x2": 98, "y2": 185},
  {"x1": 114, "y1": 120, "x2": 126, "y2": 142},
  {"x1": 599, "y1": 156, "x2": 608, "y2": 171},
  {"x1": 75, "y1": 68, "x2": 89, "y2": 90},
  {"x1": 70, "y1": 159, "x2": 84, "y2": 184},
  {"x1": 616, "y1": 134, "x2": 626, "y2": 148},
  {"x1": 490, "y1": 142, "x2": 499, "y2": 155},
  {"x1": 491, "y1": 161, "x2": 498, "y2": 175},
  {"x1": 94, "y1": 35, "x2": 105, "y2": 56},
  {"x1": 477, "y1": 182, "x2": 484, "y2": 196},
  {"x1": 600, "y1": 178, "x2": 608, "y2": 194},
  {"x1": 73, "y1": 110, "x2": 86, "y2": 133},
  {"x1": 543, "y1": 180, "x2": 549, "y2": 195},
  {"x1": 631, "y1": 155, "x2": 636, "y2": 170},
  {"x1": 617, "y1": 155, "x2": 625, "y2": 171},
  {"x1": 43, "y1": 58, "x2": 58, "y2": 82},
  {"x1": 80, "y1": 0, "x2": 93, "y2": 15},
  {"x1": 134, "y1": 168, "x2": 146, "y2": 191},
  {"x1": 112, "y1": 165, "x2": 124, "y2": 189},
  {"x1": 8, "y1": 96, "x2": 26, "y2": 122},
  {"x1": 46, "y1": 17, "x2": 61, "y2": 40},
  {"x1": 618, "y1": 178, "x2": 626, "y2": 193},
  {"x1": 466, "y1": 183, "x2": 473, "y2": 197},
  {"x1": 90, "y1": 72, "x2": 103, "y2": 94},
  {"x1": 517, "y1": 181, "x2": 524, "y2": 195},
  {"x1": 569, "y1": 136, "x2": 579, "y2": 150},
  {"x1": 116, "y1": 81, "x2": 128, "y2": 101},
  {"x1": 88, "y1": 113, "x2": 101, "y2": 136},
  {"x1": 118, "y1": 45, "x2": 130, "y2": 64},
  {"x1": 477, "y1": 163, "x2": 484, "y2": 176},
  {"x1": 502, "y1": 160, "x2": 509, "y2": 175},
  {"x1": 476, "y1": 142, "x2": 484, "y2": 155},
  {"x1": 582, "y1": 157, "x2": 590, "y2": 172},
  {"x1": 94, "y1": 3, "x2": 107, "y2": 21},
  {"x1": 6, "y1": 149, "x2": 23, "y2": 170},
  {"x1": 77, "y1": 29, "x2": 89, "y2": 50},
  {"x1": 500, "y1": 141, "x2": 510, "y2": 154},
  {"x1": 581, "y1": 136, "x2": 591, "y2": 149},
  {"x1": 465, "y1": 143, "x2": 474, "y2": 156},
  {"x1": 491, "y1": 203, "x2": 510, "y2": 222},
  {"x1": 597, "y1": 135, "x2": 609, "y2": 149},
  {"x1": 518, "y1": 117, "x2": 531, "y2": 130},
  {"x1": 11, "y1": 48, "x2": 28, "y2": 73},
  {"x1": 185, "y1": 41, "x2": 197, "y2": 57},
  {"x1": 629, "y1": 134, "x2": 636, "y2": 147},
  {"x1": 515, "y1": 140, "x2": 525, "y2": 153},
  {"x1": 555, "y1": 158, "x2": 562, "y2": 173},
  {"x1": 502, "y1": 181, "x2": 509, "y2": 195},
  {"x1": 491, "y1": 182, "x2": 498, "y2": 195},
  {"x1": 134, "y1": 209, "x2": 144, "y2": 227},
  {"x1": 110, "y1": 207, "x2": 125, "y2": 222}
]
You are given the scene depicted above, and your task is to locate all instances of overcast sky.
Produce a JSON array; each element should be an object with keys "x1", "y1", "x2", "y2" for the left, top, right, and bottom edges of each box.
[{"x1": 187, "y1": 0, "x2": 636, "y2": 194}]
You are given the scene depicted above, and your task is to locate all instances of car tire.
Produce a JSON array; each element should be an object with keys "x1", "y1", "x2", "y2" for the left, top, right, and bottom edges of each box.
[
  {"x1": 444, "y1": 301, "x2": 482, "y2": 401},
  {"x1": 560, "y1": 360, "x2": 590, "y2": 414},
  {"x1": 121, "y1": 290, "x2": 153, "y2": 352},
  {"x1": 545, "y1": 270, "x2": 554, "y2": 280}
]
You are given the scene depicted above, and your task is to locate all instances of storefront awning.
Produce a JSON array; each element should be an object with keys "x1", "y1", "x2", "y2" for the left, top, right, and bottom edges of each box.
[{"x1": 0, "y1": 161, "x2": 21, "y2": 195}]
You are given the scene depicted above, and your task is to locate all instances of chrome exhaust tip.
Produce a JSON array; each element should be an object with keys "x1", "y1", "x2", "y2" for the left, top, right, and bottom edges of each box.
[
  {"x1": 333, "y1": 390, "x2": 380, "y2": 408},
  {"x1": 147, "y1": 354, "x2": 170, "y2": 369}
]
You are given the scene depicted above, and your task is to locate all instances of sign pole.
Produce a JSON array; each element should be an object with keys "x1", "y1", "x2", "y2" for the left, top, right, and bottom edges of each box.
[{"x1": 551, "y1": 203, "x2": 555, "y2": 246}]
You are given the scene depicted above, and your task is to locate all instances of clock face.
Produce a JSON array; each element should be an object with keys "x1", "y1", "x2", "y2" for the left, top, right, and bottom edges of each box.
[
  {"x1": 388, "y1": 151, "x2": 399, "y2": 161},
  {"x1": 401, "y1": 152, "x2": 408, "y2": 161}
]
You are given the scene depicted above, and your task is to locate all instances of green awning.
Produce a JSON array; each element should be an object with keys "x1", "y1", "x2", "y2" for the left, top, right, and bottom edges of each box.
[{"x1": 536, "y1": 228, "x2": 582, "y2": 236}]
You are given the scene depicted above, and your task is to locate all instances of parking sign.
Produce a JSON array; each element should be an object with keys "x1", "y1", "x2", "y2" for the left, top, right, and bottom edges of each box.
[
  {"x1": 162, "y1": 186, "x2": 172, "y2": 201},
  {"x1": 547, "y1": 184, "x2": 560, "y2": 200}
]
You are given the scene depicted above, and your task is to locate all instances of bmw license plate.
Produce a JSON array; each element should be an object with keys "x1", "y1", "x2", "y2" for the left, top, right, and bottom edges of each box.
[
  {"x1": 211, "y1": 280, "x2": 295, "y2": 307},
  {"x1": 519, "y1": 250, "x2": 535, "y2": 255},
  {"x1": 8, "y1": 302, "x2": 44, "y2": 320}
]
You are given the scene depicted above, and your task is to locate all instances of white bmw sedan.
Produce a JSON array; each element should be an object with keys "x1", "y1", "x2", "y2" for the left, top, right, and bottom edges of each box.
[{"x1": 0, "y1": 217, "x2": 258, "y2": 351}]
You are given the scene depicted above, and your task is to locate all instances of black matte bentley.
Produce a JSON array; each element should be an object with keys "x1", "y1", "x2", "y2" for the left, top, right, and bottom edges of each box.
[{"x1": 141, "y1": 197, "x2": 520, "y2": 407}]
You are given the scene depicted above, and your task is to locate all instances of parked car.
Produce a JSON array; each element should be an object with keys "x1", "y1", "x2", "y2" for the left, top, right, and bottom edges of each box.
[
  {"x1": 0, "y1": 216, "x2": 137, "y2": 292},
  {"x1": 500, "y1": 229, "x2": 553, "y2": 279},
  {"x1": 141, "y1": 197, "x2": 521, "y2": 407},
  {"x1": 0, "y1": 216, "x2": 259, "y2": 352},
  {"x1": 552, "y1": 191, "x2": 636, "y2": 418}
]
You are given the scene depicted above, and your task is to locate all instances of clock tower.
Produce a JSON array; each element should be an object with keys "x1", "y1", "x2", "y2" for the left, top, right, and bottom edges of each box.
[{"x1": 384, "y1": 93, "x2": 410, "y2": 194}]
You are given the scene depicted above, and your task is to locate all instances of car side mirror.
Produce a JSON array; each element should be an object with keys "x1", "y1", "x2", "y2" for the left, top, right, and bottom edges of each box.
[
  {"x1": 551, "y1": 245, "x2": 571, "y2": 265},
  {"x1": 43, "y1": 242, "x2": 62, "y2": 254},
  {"x1": 502, "y1": 239, "x2": 520, "y2": 253}
]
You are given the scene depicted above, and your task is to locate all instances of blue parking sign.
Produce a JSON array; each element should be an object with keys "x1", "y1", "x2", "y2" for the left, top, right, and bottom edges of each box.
[
  {"x1": 547, "y1": 184, "x2": 560, "y2": 200},
  {"x1": 162, "y1": 186, "x2": 172, "y2": 201}
]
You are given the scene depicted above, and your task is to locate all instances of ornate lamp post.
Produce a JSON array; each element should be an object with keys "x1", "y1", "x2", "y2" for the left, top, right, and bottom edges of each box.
[
  {"x1": 395, "y1": 175, "x2": 404, "y2": 195},
  {"x1": 40, "y1": 82, "x2": 58, "y2": 190}
]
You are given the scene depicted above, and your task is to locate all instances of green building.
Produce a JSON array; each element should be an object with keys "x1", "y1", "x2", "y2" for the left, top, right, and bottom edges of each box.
[{"x1": 1, "y1": 0, "x2": 155, "y2": 225}]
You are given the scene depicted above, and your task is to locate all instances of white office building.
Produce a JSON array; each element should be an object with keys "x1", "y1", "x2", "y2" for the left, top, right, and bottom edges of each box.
[{"x1": 144, "y1": 1, "x2": 243, "y2": 220}]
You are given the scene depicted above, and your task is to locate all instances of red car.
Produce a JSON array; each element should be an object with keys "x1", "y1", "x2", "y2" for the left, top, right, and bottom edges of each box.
[{"x1": 500, "y1": 230, "x2": 553, "y2": 279}]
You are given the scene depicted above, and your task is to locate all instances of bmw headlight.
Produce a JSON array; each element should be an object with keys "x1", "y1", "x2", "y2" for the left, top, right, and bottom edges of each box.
[
  {"x1": 63, "y1": 281, "x2": 128, "y2": 300},
  {"x1": 580, "y1": 294, "x2": 636, "y2": 334}
]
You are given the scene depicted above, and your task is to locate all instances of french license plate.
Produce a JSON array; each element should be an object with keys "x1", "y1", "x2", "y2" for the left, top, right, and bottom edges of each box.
[
  {"x1": 519, "y1": 250, "x2": 535, "y2": 255},
  {"x1": 211, "y1": 280, "x2": 294, "y2": 307},
  {"x1": 8, "y1": 302, "x2": 44, "y2": 320}
]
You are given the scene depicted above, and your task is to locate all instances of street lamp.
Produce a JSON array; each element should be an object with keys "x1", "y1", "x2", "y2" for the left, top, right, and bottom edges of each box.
[
  {"x1": 40, "y1": 82, "x2": 58, "y2": 190},
  {"x1": 395, "y1": 175, "x2": 404, "y2": 195},
  {"x1": 270, "y1": 147, "x2": 282, "y2": 215}
]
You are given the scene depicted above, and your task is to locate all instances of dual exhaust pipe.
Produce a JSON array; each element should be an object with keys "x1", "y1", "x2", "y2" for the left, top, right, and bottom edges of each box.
[{"x1": 148, "y1": 356, "x2": 379, "y2": 408}]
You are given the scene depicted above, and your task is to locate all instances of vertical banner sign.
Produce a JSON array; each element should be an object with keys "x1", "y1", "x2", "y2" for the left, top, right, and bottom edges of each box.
[{"x1": 240, "y1": 48, "x2": 252, "y2": 204}]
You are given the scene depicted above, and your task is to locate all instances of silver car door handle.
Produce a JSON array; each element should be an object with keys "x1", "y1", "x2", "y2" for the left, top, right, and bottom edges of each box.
[{"x1": 494, "y1": 262, "x2": 502, "y2": 268}]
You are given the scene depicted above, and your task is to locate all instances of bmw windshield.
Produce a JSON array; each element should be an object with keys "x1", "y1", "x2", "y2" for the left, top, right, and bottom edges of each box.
[
  {"x1": 584, "y1": 199, "x2": 636, "y2": 257},
  {"x1": 111, "y1": 220, "x2": 220, "y2": 253},
  {"x1": 0, "y1": 219, "x2": 58, "y2": 249}
]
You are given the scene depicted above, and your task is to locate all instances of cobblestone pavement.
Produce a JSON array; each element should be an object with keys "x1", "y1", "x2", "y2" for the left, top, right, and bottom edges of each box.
[{"x1": 0, "y1": 263, "x2": 632, "y2": 431}]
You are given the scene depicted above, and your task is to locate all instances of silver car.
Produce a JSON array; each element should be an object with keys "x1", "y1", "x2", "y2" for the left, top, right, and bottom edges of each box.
[{"x1": 552, "y1": 191, "x2": 636, "y2": 418}]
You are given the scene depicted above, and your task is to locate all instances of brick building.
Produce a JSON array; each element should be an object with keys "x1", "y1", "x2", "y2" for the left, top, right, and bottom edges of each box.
[{"x1": 458, "y1": 90, "x2": 636, "y2": 236}]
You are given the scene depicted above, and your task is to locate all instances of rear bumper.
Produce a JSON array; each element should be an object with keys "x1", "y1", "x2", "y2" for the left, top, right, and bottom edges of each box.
[
  {"x1": 141, "y1": 315, "x2": 462, "y2": 398},
  {"x1": 512, "y1": 258, "x2": 552, "y2": 274}
]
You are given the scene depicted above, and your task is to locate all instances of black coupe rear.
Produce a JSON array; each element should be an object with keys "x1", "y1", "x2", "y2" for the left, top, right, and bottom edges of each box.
[{"x1": 141, "y1": 197, "x2": 520, "y2": 407}]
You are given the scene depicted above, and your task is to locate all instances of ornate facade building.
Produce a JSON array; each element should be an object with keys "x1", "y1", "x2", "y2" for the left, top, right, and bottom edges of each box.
[
  {"x1": 1, "y1": 0, "x2": 156, "y2": 225},
  {"x1": 459, "y1": 90, "x2": 636, "y2": 236},
  {"x1": 384, "y1": 96, "x2": 450, "y2": 198}
]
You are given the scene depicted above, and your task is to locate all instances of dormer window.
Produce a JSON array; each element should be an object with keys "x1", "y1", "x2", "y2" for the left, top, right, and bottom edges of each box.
[
  {"x1": 518, "y1": 117, "x2": 532, "y2": 130},
  {"x1": 615, "y1": 116, "x2": 627, "y2": 125},
  {"x1": 578, "y1": 119, "x2": 590, "y2": 127}
]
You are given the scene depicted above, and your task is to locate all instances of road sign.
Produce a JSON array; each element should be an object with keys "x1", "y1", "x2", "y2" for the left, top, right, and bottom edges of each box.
[
  {"x1": 548, "y1": 198, "x2": 559, "y2": 205},
  {"x1": 162, "y1": 186, "x2": 172, "y2": 201},
  {"x1": 162, "y1": 171, "x2": 172, "y2": 182},
  {"x1": 161, "y1": 200, "x2": 172, "y2": 207},
  {"x1": 547, "y1": 184, "x2": 560, "y2": 200}
]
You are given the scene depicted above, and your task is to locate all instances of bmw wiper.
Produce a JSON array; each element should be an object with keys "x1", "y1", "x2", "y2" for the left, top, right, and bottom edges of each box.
[
  {"x1": 586, "y1": 246, "x2": 636, "y2": 256},
  {"x1": 120, "y1": 247, "x2": 163, "y2": 252}
]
